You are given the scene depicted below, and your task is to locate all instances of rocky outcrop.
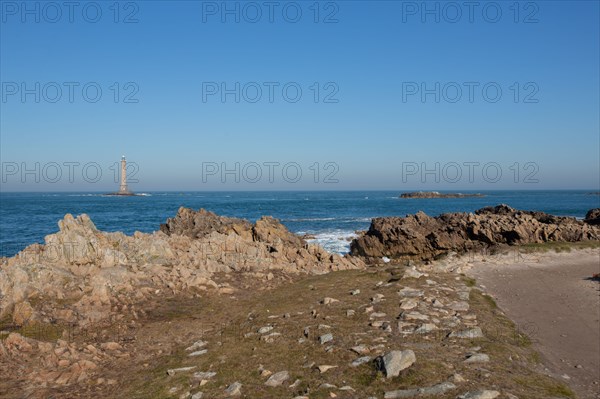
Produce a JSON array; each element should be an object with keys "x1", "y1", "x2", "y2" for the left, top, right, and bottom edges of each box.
[
  {"x1": 584, "y1": 208, "x2": 600, "y2": 225},
  {"x1": 160, "y1": 208, "x2": 253, "y2": 240},
  {"x1": 350, "y1": 205, "x2": 600, "y2": 261},
  {"x1": 400, "y1": 192, "x2": 485, "y2": 199},
  {"x1": 0, "y1": 208, "x2": 363, "y2": 324}
]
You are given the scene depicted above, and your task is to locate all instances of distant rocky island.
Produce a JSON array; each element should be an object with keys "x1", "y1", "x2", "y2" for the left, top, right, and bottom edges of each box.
[{"x1": 400, "y1": 191, "x2": 485, "y2": 199}]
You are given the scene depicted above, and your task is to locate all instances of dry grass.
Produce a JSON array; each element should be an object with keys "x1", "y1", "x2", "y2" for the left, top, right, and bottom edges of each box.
[{"x1": 103, "y1": 269, "x2": 576, "y2": 399}]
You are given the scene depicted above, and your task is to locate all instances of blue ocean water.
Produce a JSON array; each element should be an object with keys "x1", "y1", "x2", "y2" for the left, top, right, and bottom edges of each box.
[{"x1": 0, "y1": 191, "x2": 598, "y2": 257}]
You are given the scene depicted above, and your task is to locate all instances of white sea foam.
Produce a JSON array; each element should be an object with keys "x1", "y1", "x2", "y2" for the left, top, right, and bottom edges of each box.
[
  {"x1": 305, "y1": 229, "x2": 358, "y2": 254},
  {"x1": 285, "y1": 217, "x2": 337, "y2": 222}
]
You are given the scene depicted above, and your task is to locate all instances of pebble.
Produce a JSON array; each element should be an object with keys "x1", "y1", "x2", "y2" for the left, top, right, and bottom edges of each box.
[
  {"x1": 188, "y1": 349, "x2": 208, "y2": 357},
  {"x1": 449, "y1": 327, "x2": 484, "y2": 339},
  {"x1": 167, "y1": 366, "x2": 196, "y2": 376},
  {"x1": 464, "y1": 353, "x2": 490, "y2": 363},
  {"x1": 225, "y1": 382, "x2": 242, "y2": 397},
  {"x1": 319, "y1": 333, "x2": 334, "y2": 344},
  {"x1": 317, "y1": 365, "x2": 337, "y2": 373},
  {"x1": 264, "y1": 371, "x2": 289, "y2": 387},
  {"x1": 322, "y1": 297, "x2": 339, "y2": 305},
  {"x1": 185, "y1": 341, "x2": 208, "y2": 352},
  {"x1": 351, "y1": 356, "x2": 372, "y2": 367},
  {"x1": 458, "y1": 390, "x2": 500, "y2": 399}
]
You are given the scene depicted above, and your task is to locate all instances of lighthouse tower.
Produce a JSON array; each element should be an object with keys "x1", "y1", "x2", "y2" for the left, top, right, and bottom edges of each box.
[{"x1": 119, "y1": 155, "x2": 130, "y2": 194}]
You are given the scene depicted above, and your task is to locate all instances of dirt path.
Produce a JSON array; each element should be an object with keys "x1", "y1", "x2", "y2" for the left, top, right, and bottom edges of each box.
[{"x1": 466, "y1": 249, "x2": 600, "y2": 399}]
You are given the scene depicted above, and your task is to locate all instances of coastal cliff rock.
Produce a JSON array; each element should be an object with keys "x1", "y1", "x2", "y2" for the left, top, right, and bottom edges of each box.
[
  {"x1": 400, "y1": 191, "x2": 485, "y2": 199},
  {"x1": 0, "y1": 208, "x2": 363, "y2": 325},
  {"x1": 350, "y1": 205, "x2": 600, "y2": 261}
]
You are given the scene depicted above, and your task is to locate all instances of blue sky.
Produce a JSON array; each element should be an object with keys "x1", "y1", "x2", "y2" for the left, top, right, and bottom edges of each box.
[{"x1": 1, "y1": 0, "x2": 599, "y2": 191}]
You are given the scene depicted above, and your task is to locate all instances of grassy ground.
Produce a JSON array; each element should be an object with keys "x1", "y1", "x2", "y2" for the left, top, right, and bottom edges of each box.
[{"x1": 77, "y1": 268, "x2": 575, "y2": 399}]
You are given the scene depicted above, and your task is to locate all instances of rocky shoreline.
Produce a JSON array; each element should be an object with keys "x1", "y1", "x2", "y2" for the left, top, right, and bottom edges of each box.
[
  {"x1": 350, "y1": 204, "x2": 600, "y2": 262},
  {"x1": 1, "y1": 205, "x2": 598, "y2": 398}
]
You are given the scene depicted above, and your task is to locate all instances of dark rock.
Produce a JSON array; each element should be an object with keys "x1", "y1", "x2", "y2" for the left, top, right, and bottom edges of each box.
[
  {"x1": 350, "y1": 205, "x2": 600, "y2": 262},
  {"x1": 584, "y1": 208, "x2": 600, "y2": 225}
]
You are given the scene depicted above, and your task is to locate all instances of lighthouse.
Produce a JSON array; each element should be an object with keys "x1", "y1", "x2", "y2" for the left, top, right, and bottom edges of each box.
[{"x1": 119, "y1": 155, "x2": 130, "y2": 194}]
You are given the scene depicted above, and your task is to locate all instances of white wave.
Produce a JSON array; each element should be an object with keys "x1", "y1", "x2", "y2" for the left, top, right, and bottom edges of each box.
[
  {"x1": 284, "y1": 217, "x2": 337, "y2": 222},
  {"x1": 305, "y1": 229, "x2": 358, "y2": 255}
]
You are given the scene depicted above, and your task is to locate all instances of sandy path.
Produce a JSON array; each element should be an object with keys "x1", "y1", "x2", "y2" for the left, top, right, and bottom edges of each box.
[{"x1": 466, "y1": 249, "x2": 600, "y2": 399}]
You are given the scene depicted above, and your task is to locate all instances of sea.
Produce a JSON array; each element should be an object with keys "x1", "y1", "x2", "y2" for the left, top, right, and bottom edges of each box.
[{"x1": 1, "y1": 190, "x2": 598, "y2": 258}]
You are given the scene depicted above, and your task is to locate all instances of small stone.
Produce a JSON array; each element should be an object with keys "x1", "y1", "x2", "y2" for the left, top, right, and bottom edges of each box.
[
  {"x1": 322, "y1": 297, "x2": 339, "y2": 305},
  {"x1": 458, "y1": 390, "x2": 500, "y2": 399},
  {"x1": 258, "y1": 326, "x2": 274, "y2": 334},
  {"x1": 346, "y1": 309, "x2": 355, "y2": 317},
  {"x1": 449, "y1": 301, "x2": 470, "y2": 312},
  {"x1": 225, "y1": 382, "x2": 242, "y2": 397},
  {"x1": 185, "y1": 341, "x2": 207, "y2": 352},
  {"x1": 370, "y1": 312, "x2": 387, "y2": 319},
  {"x1": 350, "y1": 289, "x2": 361, "y2": 295},
  {"x1": 403, "y1": 268, "x2": 424, "y2": 279},
  {"x1": 402, "y1": 311, "x2": 429, "y2": 321},
  {"x1": 398, "y1": 287, "x2": 424, "y2": 297},
  {"x1": 265, "y1": 371, "x2": 289, "y2": 387},
  {"x1": 319, "y1": 333, "x2": 333, "y2": 344},
  {"x1": 192, "y1": 372, "x2": 216, "y2": 380},
  {"x1": 191, "y1": 392, "x2": 203, "y2": 399},
  {"x1": 260, "y1": 369, "x2": 272, "y2": 377},
  {"x1": 319, "y1": 383, "x2": 337, "y2": 389},
  {"x1": 414, "y1": 323, "x2": 437, "y2": 334},
  {"x1": 384, "y1": 382, "x2": 456, "y2": 398},
  {"x1": 400, "y1": 298, "x2": 419, "y2": 310},
  {"x1": 351, "y1": 344, "x2": 370, "y2": 355},
  {"x1": 432, "y1": 299, "x2": 444, "y2": 308},
  {"x1": 380, "y1": 350, "x2": 416, "y2": 378},
  {"x1": 289, "y1": 379, "x2": 301, "y2": 388},
  {"x1": 318, "y1": 365, "x2": 337, "y2": 373},
  {"x1": 464, "y1": 353, "x2": 490, "y2": 363},
  {"x1": 188, "y1": 349, "x2": 208, "y2": 357},
  {"x1": 449, "y1": 327, "x2": 484, "y2": 339},
  {"x1": 260, "y1": 332, "x2": 281, "y2": 343},
  {"x1": 351, "y1": 356, "x2": 372, "y2": 367},
  {"x1": 167, "y1": 366, "x2": 196, "y2": 376},
  {"x1": 100, "y1": 342, "x2": 122, "y2": 351}
]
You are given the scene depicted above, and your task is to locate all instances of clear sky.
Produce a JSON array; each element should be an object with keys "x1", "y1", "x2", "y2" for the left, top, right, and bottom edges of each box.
[{"x1": 1, "y1": 0, "x2": 599, "y2": 191}]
